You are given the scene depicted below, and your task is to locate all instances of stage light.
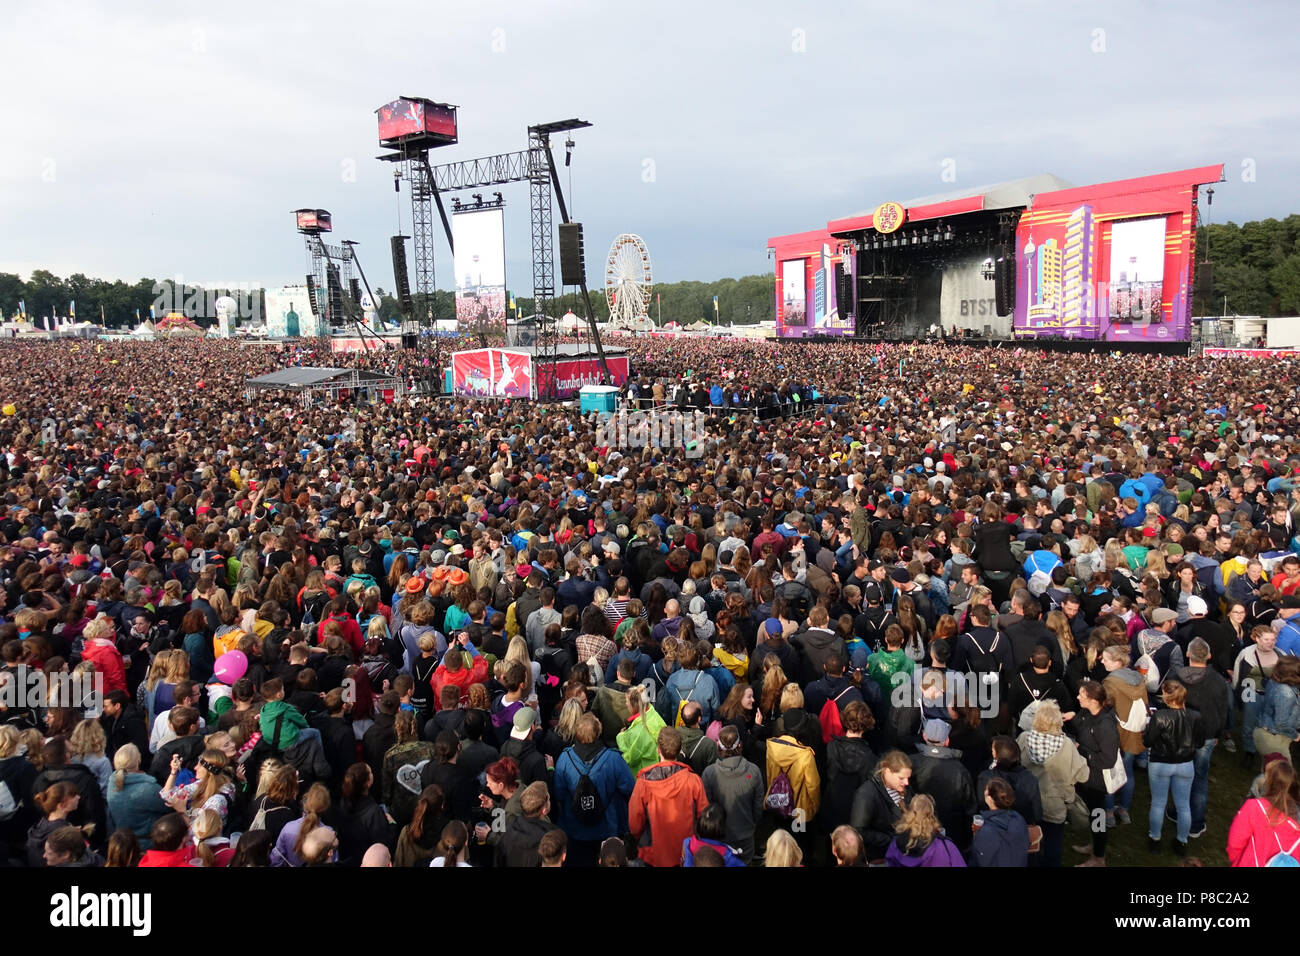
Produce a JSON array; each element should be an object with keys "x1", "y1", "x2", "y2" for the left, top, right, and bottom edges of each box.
[
  {"x1": 493, "y1": 192, "x2": 503, "y2": 203},
  {"x1": 943, "y1": 227, "x2": 954, "y2": 241},
  {"x1": 473, "y1": 193, "x2": 484, "y2": 207},
  {"x1": 393, "y1": 167, "x2": 401, "y2": 193},
  {"x1": 452, "y1": 198, "x2": 462, "y2": 211},
  {"x1": 565, "y1": 137, "x2": 574, "y2": 167}
]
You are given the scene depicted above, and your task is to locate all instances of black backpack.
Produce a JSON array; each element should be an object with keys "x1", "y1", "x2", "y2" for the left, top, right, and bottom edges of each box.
[{"x1": 569, "y1": 752, "x2": 606, "y2": 827}]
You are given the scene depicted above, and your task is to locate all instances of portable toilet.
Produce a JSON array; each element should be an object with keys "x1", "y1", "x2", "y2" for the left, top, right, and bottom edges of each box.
[{"x1": 579, "y1": 385, "x2": 619, "y2": 415}]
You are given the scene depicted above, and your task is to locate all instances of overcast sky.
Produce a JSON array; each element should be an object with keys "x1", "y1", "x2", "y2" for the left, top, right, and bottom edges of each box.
[{"x1": 1, "y1": 0, "x2": 1296, "y2": 294}]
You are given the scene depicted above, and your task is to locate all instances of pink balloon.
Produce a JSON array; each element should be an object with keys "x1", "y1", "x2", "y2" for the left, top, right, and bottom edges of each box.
[{"x1": 213, "y1": 649, "x2": 248, "y2": 684}]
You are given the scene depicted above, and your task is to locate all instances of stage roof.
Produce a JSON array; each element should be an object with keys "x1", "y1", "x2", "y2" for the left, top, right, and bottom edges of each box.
[
  {"x1": 769, "y1": 165, "x2": 1225, "y2": 249},
  {"x1": 887, "y1": 174, "x2": 1075, "y2": 216}
]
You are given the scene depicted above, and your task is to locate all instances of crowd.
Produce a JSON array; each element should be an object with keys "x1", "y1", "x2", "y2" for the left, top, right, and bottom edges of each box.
[{"x1": 2, "y1": 334, "x2": 1300, "y2": 869}]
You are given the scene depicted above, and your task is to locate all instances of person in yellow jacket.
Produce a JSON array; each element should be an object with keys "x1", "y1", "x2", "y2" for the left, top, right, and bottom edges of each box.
[
  {"x1": 617, "y1": 686, "x2": 668, "y2": 775},
  {"x1": 765, "y1": 732, "x2": 821, "y2": 823}
]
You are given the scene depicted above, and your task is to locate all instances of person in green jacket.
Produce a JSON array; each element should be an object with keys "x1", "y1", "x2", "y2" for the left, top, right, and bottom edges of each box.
[
  {"x1": 616, "y1": 686, "x2": 668, "y2": 776},
  {"x1": 867, "y1": 625, "x2": 916, "y2": 700},
  {"x1": 258, "y1": 679, "x2": 308, "y2": 751}
]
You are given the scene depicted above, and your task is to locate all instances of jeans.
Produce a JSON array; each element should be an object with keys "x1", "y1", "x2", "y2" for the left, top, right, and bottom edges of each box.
[
  {"x1": 1242, "y1": 698, "x2": 1262, "y2": 754},
  {"x1": 297, "y1": 727, "x2": 322, "y2": 748},
  {"x1": 1104, "y1": 751, "x2": 1138, "y2": 813},
  {"x1": 1190, "y1": 739, "x2": 1216, "y2": 831},
  {"x1": 1148, "y1": 760, "x2": 1194, "y2": 843}
]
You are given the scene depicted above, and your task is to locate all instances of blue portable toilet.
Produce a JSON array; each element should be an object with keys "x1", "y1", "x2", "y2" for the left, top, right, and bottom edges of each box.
[{"x1": 580, "y1": 385, "x2": 619, "y2": 415}]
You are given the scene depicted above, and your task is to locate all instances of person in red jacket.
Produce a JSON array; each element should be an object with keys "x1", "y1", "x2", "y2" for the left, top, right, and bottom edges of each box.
[
  {"x1": 432, "y1": 633, "x2": 490, "y2": 708},
  {"x1": 79, "y1": 615, "x2": 126, "y2": 695},
  {"x1": 138, "y1": 813, "x2": 196, "y2": 867},
  {"x1": 1226, "y1": 759, "x2": 1300, "y2": 866},
  {"x1": 316, "y1": 597, "x2": 363, "y2": 656},
  {"x1": 628, "y1": 727, "x2": 708, "y2": 867}
]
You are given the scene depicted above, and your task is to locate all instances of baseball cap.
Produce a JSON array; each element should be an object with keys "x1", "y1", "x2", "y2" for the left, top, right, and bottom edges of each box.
[
  {"x1": 863, "y1": 584, "x2": 883, "y2": 603},
  {"x1": 1151, "y1": 608, "x2": 1179, "y2": 625},
  {"x1": 1186, "y1": 596, "x2": 1208, "y2": 617},
  {"x1": 1165, "y1": 544, "x2": 1184, "y2": 558},
  {"x1": 890, "y1": 568, "x2": 910, "y2": 584},
  {"x1": 763, "y1": 617, "x2": 783, "y2": 636},
  {"x1": 1281, "y1": 595, "x2": 1300, "y2": 610},
  {"x1": 922, "y1": 719, "x2": 951, "y2": 744},
  {"x1": 510, "y1": 707, "x2": 537, "y2": 740}
]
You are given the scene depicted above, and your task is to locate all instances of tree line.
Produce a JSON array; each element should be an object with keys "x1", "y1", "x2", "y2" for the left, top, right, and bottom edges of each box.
[
  {"x1": 0, "y1": 270, "x2": 780, "y2": 331},
  {"x1": 7, "y1": 214, "x2": 1294, "y2": 332},
  {"x1": 1196, "y1": 215, "x2": 1300, "y2": 316}
]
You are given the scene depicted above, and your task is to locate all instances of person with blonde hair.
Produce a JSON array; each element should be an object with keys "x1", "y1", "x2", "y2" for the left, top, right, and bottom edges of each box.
[
  {"x1": 885, "y1": 793, "x2": 965, "y2": 867},
  {"x1": 67, "y1": 719, "x2": 111, "y2": 797},
  {"x1": 763, "y1": 828, "x2": 803, "y2": 867},
  {"x1": 138, "y1": 651, "x2": 173, "y2": 725},
  {"x1": 191, "y1": 807, "x2": 234, "y2": 866},
  {"x1": 0, "y1": 725, "x2": 37, "y2": 859},
  {"x1": 1015, "y1": 700, "x2": 1087, "y2": 868},
  {"x1": 160, "y1": 747, "x2": 236, "y2": 824},
  {"x1": 504, "y1": 635, "x2": 539, "y2": 702}
]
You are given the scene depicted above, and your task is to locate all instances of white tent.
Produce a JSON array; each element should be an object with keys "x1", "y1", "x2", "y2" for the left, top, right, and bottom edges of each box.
[
  {"x1": 558, "y1": 311, "x2": 583, "y2": 332},
  {"x1": 132, "y1": 320, "x2": 156, "y2": 338}
]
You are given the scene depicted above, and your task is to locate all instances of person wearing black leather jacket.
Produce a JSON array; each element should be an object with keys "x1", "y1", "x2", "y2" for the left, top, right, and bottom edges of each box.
[{"x1": 1142, "y1": 680, "x2": 1204, "y2": 856}]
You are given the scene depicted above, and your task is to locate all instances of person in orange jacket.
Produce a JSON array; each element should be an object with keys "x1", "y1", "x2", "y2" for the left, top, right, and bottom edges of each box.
[{"x1": 628, "y1": 726, "x2": 708, "y2": 867}]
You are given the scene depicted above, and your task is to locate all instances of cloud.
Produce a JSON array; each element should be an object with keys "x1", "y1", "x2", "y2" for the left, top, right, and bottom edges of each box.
[{"x1": 0, "y1": 0, "x2": 1296, "y2": 292}]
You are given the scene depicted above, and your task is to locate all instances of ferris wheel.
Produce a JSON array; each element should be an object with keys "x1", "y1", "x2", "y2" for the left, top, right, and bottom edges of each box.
[{"x1": 605, "y1": 234, "x2": 653, "y2": 327}]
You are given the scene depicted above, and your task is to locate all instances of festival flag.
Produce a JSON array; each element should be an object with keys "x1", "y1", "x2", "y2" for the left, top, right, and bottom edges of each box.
[
  {"x1": 17, "y1": 299, "x2": 25, "y2": 319},
  {"x1": 69, "y1": 300, "x2": 75, "y2": 320},
  {"x1": 135, "y1": 309, "x2": 141, "y2": 322},
  {"x1": 149, "y1": 305, "x2": 156, "y2": 320}
]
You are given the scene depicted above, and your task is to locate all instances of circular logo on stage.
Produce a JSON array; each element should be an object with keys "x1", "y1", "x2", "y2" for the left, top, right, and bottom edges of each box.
[{"x1": 873, "y1": 202, "x2": 906, "y2": 234}]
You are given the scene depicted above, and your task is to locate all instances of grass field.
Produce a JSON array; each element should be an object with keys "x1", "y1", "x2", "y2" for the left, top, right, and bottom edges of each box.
[{"x1": 1062, "y1": 733, "x2": 1260, "y2": 867}]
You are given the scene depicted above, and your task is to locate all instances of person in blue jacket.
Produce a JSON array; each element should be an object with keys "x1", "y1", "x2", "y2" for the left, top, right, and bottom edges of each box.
[
  {"x1": 970, "y1": 777, "x2": 1029, "y2": 867},
  {"x1": 553, "y1": 713, "x2": 636, "y2": 868},
  {"x1": 682, "y1": 804, "x2": 746, "y2": 867}
]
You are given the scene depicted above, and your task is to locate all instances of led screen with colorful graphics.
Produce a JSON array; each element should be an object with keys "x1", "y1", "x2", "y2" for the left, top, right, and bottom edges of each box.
[
  {"x1": 1013, "y1": 182, "x2": 1197, "y2": 342},
  {"x1": 453, "y1": 208, "x2": 507, "y2": 330},
  {"x1": 780, "y1": 259, "x2": 806, "y2": 331},
  {"x1": 378, "y1": 98, "x2": 457, "y2": 144},
  {"x1": 774, "y1": 251, "x2": 850, "y2": 337}
]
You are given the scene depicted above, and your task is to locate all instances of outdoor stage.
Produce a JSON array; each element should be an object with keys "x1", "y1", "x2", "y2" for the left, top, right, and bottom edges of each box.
[{"x1": 769, "y1": 165, "x2": 1225, "y2": 349}]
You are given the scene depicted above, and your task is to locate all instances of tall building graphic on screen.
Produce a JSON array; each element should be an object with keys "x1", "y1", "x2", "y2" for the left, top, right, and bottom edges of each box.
[{"x1": 1060, "y1": 205, "x2": 1095, "y2": 330}]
